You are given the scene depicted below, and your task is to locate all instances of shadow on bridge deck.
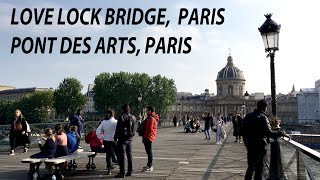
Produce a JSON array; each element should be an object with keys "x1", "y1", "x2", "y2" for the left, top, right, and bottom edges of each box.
[{"x1": 0, "y1": 122, "x2": 248, "y2": 180}]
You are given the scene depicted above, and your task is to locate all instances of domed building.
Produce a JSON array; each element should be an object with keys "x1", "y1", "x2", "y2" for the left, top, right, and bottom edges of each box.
[
  {"x1": 216, "y1": 55, "x2": 245, "y2": 97},
  {"x1": 167, "y1": 54, "x2": 255, "y2": 119}
]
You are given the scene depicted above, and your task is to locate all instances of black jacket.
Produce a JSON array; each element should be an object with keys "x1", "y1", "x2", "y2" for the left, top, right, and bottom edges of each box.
[
  {"x1": 242, "y1": 109, "x2": 285, "y2": 149},
  {"x1": 114, "y1": 113, "x2": 136, "y2": 142},
  {"x1": 10, "y1": 116, "x2": 27, "y2": 135}
]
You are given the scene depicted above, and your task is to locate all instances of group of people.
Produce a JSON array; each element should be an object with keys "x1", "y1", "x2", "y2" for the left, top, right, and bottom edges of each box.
[
  {"x1": 86, "y1": 104, "x2": 159, "y2": 178},
  {"x1": 202, "y1": 113, "x2": 226, "y2": 144},
  {"x1": 9, "y1": 109, "x2": 83, "y2": 157}
]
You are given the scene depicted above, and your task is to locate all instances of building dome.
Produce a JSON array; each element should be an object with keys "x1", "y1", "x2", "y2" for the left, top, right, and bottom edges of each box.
[{"x1": 216, "y1": 55, "x2": 245, "y2": 81}]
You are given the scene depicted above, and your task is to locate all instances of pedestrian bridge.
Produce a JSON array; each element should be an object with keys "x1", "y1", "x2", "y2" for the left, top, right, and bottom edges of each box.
[{"x1": 0, "y1": 122, "x2": 319, "y2": 179}]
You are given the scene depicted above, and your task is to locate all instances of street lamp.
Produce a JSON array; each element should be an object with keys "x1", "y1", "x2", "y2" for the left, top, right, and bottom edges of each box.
[
  {"x1": 137, "y1": 93, "x2": 142, "y2": 117},
  {"x1": 259, "y1": 13, "x2": 284, "y2": 180},
  {"x1": 178, "y1": 103, "x2": 182, "y2": 125},
  {"x1": 258, "y1": 13, "x2": 280, "y2": 118},
  {"x1": 244, "y1": 91, "x2": 249, "y2": 115},
  {"x1": 241, "y1": 103, "x2": 245, "y2": 117}
]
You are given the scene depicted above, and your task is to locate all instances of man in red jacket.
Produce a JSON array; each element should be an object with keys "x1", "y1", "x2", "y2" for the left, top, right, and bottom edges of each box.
[{"x1": 142, "y1": 106, "x2": 159, "y2": 172}]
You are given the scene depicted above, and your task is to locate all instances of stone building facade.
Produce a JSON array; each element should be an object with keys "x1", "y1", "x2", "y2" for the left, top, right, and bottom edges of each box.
[{"x1": 167, "y1": 55, "x2": 256, "y2": 119}]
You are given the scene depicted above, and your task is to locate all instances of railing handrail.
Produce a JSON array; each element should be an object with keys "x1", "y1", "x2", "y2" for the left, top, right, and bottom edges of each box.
[
  {"x1": 290, "y1": 134, "x2": 320, "y2": 137},
  {"x1": 282, "y1": 137, "x2": 320, "y2": 162}
]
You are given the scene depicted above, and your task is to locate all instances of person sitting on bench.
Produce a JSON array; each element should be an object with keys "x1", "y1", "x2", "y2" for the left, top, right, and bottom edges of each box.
[
  {"x1": 30, "y1": 128, "x2": 57, "y2": 159},
  {"x1": 54, "y1": 124, "x2": 69, "y2": 157},
  {"x1": 64, "y1": 125, "x2": 78, "y2": 153}
]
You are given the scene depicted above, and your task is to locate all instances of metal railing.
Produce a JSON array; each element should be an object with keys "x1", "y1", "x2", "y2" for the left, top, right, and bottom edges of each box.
[
  {"x1": 265, "y1": 137, "x2": 320, "y2": 179},
  {"x1": 0, "y1": 119, "x2": 174, "y2": 151}
]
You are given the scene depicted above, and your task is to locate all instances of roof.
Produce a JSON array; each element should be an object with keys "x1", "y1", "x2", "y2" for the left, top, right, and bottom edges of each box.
[
  {"x1": 216, "y1": 55, "x2": 245, "y2": 81},
  {"x1": 300, "y1": 88, "x2": 318, "y2": 94}
]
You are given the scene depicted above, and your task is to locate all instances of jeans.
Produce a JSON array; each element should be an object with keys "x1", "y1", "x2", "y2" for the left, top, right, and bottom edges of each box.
[
  {"x1": 143, "y1": 138, "x2": 153, "y2": 167},
  {"x1": 117, "y1": 140, "x2": 132, "y2": 174},
  {"x1": 245, "y1": 146, "x2": 267, "y2": 180},
  {"x1": 204, "y1": 128, "x2": 210, "y2": 139},
  {"x1": 103, "y1": 141, "x2": 114, "y2": 168},
  {"x1": 216, "y1": 133, "x2": 221, "y2": 143},
  {"x1": 91, "y1": 145, "x2": 118, "y2": 163}
]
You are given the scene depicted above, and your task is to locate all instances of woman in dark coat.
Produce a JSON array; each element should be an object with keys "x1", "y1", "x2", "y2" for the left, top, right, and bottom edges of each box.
[
  {"x1": 30, "y1": 128, "x2": 57, "y2": 159},
  {"x1": 173, "y1": 115, "x2": 177, "y2": 127},
  {"x1": 232, "y1": 112, "x2": 243, "y2": 143},
  {"x1": 9, "y1": 109, "x2": 31, "y2": 155}
]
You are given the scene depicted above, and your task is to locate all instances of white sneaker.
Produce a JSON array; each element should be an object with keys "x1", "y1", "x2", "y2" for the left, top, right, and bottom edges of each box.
[
  {"x1": 216, "y1": 142, "x2": 220, "y2": 145},
  {"x1": 9, "y1": 150, "x2": 15, "y2": 155},
  {"x1": 142, "y1": 166, "x2": 153, "y2": 172}
]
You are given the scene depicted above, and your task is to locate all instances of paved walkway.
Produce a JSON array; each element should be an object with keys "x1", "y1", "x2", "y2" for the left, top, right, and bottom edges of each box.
[{"x1": 0, "y1": 122, "x2": 248, "y2": 180}]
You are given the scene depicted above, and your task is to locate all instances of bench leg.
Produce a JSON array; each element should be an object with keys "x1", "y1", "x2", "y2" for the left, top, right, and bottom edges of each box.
[
  {"x1": 68, "y1": 160, "x2": 77, "y2": 170},
  {"x1": 86, "y1": 155, "x2": 96, "y2": 170},
  {"x1": 28, "y1": 163, "x2": 41, "y2": 180},
  {"x1": 53, "y1": 163, "x2": 64, "y2": 180}
]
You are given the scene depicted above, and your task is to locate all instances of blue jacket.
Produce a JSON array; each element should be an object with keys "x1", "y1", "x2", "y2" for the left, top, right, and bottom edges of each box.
[
  {"x1": 69, "y1": 115, "x2": 83, "y2": 131},
  {"x1": 66, "y1": 131, "x2": 78, "y2": 153}
]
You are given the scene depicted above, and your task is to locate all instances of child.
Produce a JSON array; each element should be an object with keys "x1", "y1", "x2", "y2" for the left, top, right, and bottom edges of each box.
[
  {"x1": 85, "y1": 129, "x2": 104, "y2": 153},
  {"x1": 54, "y1": 124, "x2": 69, "y2": 157},
  {"x1": 71, "y1": 125, "x2": 81, "y2": 149},
  {"x1": 64, "y1": 125, "x2": 78, "y2": 153},
  {"x1": 30, "y1": 128, "x2": 57, "y2": 159}
]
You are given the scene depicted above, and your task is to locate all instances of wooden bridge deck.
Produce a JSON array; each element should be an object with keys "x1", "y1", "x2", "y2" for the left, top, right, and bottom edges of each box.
[{"x1": 0, "y1": 122, "x2": 249, "y2": 180}]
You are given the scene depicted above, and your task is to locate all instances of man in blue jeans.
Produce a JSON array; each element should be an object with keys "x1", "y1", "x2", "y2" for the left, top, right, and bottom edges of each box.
[
  {"x1": 141, "y1": 106, "x2": 159, "y2": 172},
  {"x1": 114, "y1": 104, "x2": 136, "y2": 178}
]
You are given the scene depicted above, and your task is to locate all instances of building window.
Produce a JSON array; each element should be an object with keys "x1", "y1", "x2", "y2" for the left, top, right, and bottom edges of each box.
[
  {"x1": 228, "y1": 85, "x2": 233, "y2": 95},
  {"x1": 219, "y1": 85, "x2": 223, "y2": 96}
]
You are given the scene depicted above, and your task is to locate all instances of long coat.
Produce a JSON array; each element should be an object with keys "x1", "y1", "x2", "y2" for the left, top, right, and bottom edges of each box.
[{"x1": 232, "y1": 115, "x2": 243, "y2": 136}]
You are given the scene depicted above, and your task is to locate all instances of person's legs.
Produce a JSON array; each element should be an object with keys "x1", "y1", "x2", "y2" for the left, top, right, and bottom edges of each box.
[
  {"x1": 143, "y1": 138, "x2": 153, "y2": 167},
  {"x1": 117, "y1": 142, "x2": 126, "y2": 175},
  {"x1": 245, "y1": 148, "x2": 256, "y2": 180},
  {"x1": 253, "y1": 148, "x2": 267, "y2": 180},
  {"x1": 111, "y1": 143, "x2": 118, "y2": 163},
  {"x1": 104, "y1": 141, "x2": 112, "y2": 169},
  {"x1": 126, "y1": 141, "x2": 133, "y2": 173},
  {"x1": 204, "y1": 129, "x2": 208, "y2": 139},
  {"x1": 9, "y1": 133, "x2": 16, "y2": 152}
]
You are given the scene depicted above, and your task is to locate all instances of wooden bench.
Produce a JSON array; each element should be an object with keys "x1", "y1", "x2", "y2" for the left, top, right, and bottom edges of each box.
[
  {"x1": 44, "y1": 151, "x2": 96, "y2": 180},
  {"x1": 21, "y1": 158, "x2": 47, "y2": 180}
]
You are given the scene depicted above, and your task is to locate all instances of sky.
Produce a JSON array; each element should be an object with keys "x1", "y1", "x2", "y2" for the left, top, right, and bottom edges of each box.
[{"x1": 0, "y1": 0, "x2": 320, "y2": 95}]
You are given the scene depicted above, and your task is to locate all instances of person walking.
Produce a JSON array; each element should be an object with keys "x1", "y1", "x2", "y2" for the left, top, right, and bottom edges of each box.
[
  {"x1": 243, "y1": 100, "x2": 290, "y2": 180},
  {"x1": 9, "y1": 109, "x2": 31, "y2": 155},
  {"x1": 202, "y1": 113, "x2": 211, "y2": 140},
  {"x1": 114, "y1": 104, "x2": 136, "y2": 178},
  {"x1": 96, "y1": 109, "x2": 118, "y2": 175},
  {"x1": 215, "y1": 114, "x2": 223, "y2": 145},
  {"x1": 232, "y1": 111, "x2": 243, "y2": 143},
  {"x1": 141, "y1": 106, "x2": 159, "y2": 172},
  {"x1": 173, "y1": 115, "x2": 177, "y2": 127}
]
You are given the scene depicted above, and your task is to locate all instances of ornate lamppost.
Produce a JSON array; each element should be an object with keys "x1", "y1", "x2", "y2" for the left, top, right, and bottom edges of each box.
[
  {"x1": 137, "y1": 93, "x2": 142, "y2": 117},
  {"x1": 244, "y1": 91, "x2": 249, "y2": 116},
  {"x1": 259, "y1": 13, "x2": 284, "y2": 179}
]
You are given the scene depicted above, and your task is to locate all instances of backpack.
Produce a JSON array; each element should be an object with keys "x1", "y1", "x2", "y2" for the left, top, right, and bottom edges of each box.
[
  {"x1": 137, "y1": 120, "x2": 146, "y2": 137},
  {"x1": 123, "y1": 114, "x2": 136, "y2": 137}
]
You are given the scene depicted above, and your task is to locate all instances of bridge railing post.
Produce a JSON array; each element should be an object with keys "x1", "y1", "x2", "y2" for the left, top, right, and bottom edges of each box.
[{"x1": 296, "y1": 150, "x2": 307, "y2": 180}]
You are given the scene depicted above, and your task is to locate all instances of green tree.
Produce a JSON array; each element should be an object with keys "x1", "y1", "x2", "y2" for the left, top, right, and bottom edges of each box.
[
  {"x1": 21, "y1": 91, "x2": 54, "y2": 123},
  {"x1": 0, "y1": 100, "x2": 11, "y2": 125},
  {"x1": 53, "y1": 78, "x2": 86, "y2": 116},
  {"x1": 93, "y1": 72, "x2": 176, "y2": 117}
]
